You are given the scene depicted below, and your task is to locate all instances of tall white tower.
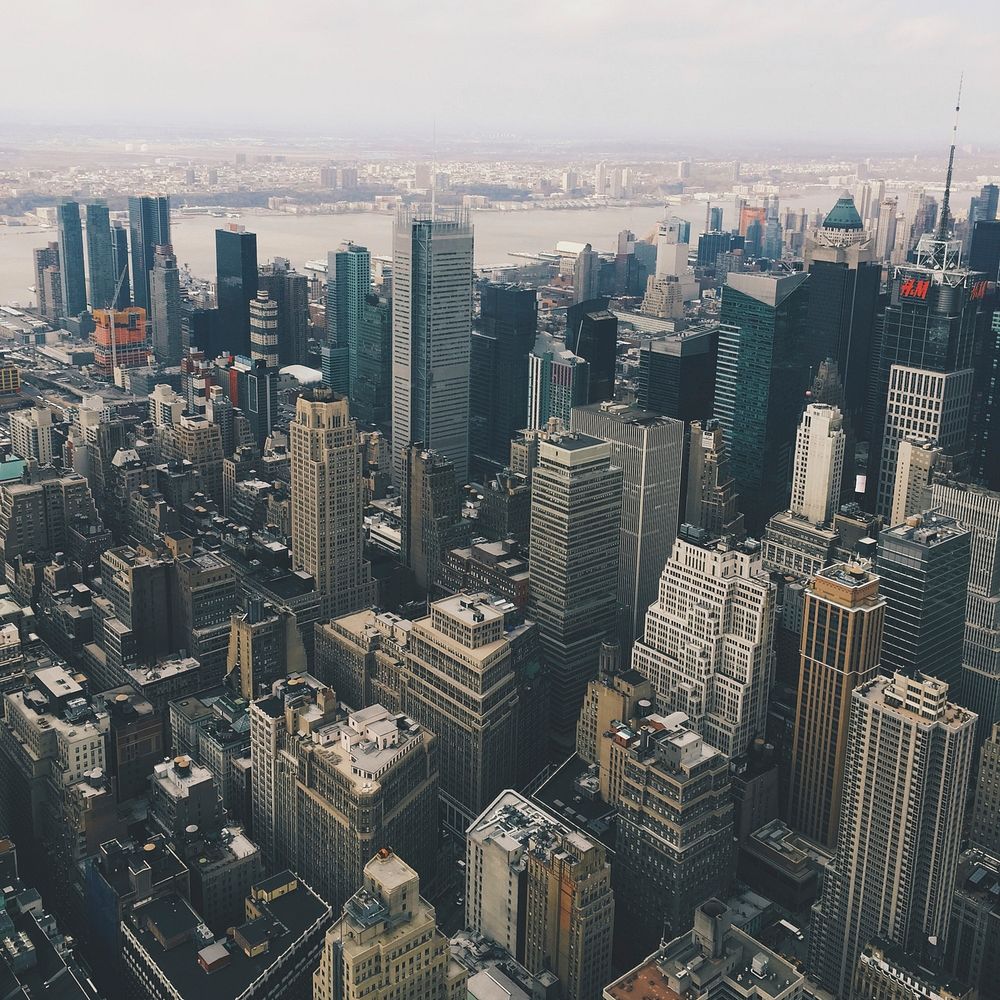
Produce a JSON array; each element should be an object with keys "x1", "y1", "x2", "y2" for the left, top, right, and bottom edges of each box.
[{"x1": 789, "y1": 403, "x2": 845, "y2": 526}]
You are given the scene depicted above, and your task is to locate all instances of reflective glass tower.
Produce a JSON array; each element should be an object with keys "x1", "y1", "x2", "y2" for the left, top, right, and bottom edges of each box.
[
  {"x1": 215, "y1": 225, "x2": 258, "y2": 356},
  {"x1": 128, "y1": 195, "x2": 170, "y2": 314},
  {"x1": 56, "y1": 199, "x2": 87, "y2": 317},
  {"x1": 85, "y1": 201, "x2": 116, "y2": 310}
]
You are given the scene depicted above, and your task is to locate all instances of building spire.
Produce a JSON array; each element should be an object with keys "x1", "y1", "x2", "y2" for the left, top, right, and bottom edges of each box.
[{"x1": 937, "y1": 74, "x2": 963, "y2": 239}]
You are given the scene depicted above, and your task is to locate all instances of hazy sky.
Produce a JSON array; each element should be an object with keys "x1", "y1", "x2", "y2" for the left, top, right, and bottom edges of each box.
[{"x1": 6, "y1": 0, "x2": 998, "y2": 148}]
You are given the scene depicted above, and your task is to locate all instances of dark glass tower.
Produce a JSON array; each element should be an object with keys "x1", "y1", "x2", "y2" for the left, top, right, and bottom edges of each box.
[
  {"x1": 238, "y1": 359, "x2": 279, "y2": 448},
  {"x1": 327, "y1": 243, "x2": 371, "y2": 393},
  {"x1": 215, "y1": 226, "x2": 258, "y2": 356},
  {"x1": 56, "y1": 200, "x2": 87, "y2": 317},
  {"x1": 85, "y1": 201, "x2": 116, "y2": 310},
  {"x1": 258, "y1": 259, "x2": 309, "y2": 366},
  {"x1": 128, "y1": 195, "x2": 170, "y2": 313},
  {"x1": 110, "y1": 222, "x2": 131, "y2": 309},
  {"x1": 637, "y1": 326, "x2": 717, "y2": 421},
  {"x1": 970, "y1": 220, "x2": 1000, "y2": 281},
  {"x1": 803, "y1": 195, "x2": 881, "y2": 431},
  {"x1": 566, "y1": 297, "x2": 617, "y2": 404},
  {"x1": 353, "y1": 293, "x2": 392, "y2": 435},
  {"x1": 470, "y1": 283, "x2": 538, "y2": 477},
  {"x1": 714, "y1": 270, "x2": 811, "y2": 533}
]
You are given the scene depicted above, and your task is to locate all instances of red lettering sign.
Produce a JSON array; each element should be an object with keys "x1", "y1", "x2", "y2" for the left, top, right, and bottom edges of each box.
[
  {"x1": 900, "y1": 278, "x2": 930, "y2": 300},
  {"x1": 970, "y1": 279, "x2": 989, "y2": 301}
]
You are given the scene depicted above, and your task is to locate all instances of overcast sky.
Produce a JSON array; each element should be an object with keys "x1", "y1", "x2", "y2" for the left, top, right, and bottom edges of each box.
[{"x1": 5, "y1": 0, "x2": 998, "y2": 149}]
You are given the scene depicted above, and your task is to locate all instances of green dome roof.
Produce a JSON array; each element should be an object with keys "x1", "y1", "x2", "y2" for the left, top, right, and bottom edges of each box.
[{"x1": 823, "y1": 194, "x2": 864, "y2": 230}]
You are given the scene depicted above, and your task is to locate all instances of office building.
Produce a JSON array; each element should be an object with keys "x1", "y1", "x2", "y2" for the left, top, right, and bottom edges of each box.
[
  {"x1": 149, "y1": 244, "x2": 182, "y2": 365},
  {"x1": 970, "y1": 183, "x2": 999, "y2": 224},
  {"x1": 932, "y1": 480, "x2": 1000, "y2": 744},
  {"x1": 128, "y1": 195, "x2": 170, "y2": 314},
  {"x1": 527, "y1": 333, "x2": 590, "y2": 428},
  {"x1": 566, "y1": 297, "x2": 617, "y2": 404},
  {"x1": 467, "y1": 790, "x2": 614, "y2": 1000},
  {"x1": 438, "y1": 538, "x2": 530, "y2": 610},
  {"x1": 787, "y1": 563, "x2": 885, "y2": 848},
  {"x1": 247, "y1": 289, "x2": 278, "y2": 367},
  {"x1": 572, "y1": 243, "x2": 600, "y2": 303},
  {"x1": 92, "y1": 307, "x2": 148, "y2": 377},
  {"x1": 400, "y1": 444, "x2": 470, "y2": 593},
  {"x1": 529, "y1": 430, "x2": 622, "y2": 741},
  {"x1": 289, "y1": 388, "x2": 374, "y2": 620},
  {"x1": 470, "y1": 284, "x2": 538, "y2": 476},
  {"x1": 237, "y1": 357, "x2": 279, "y2": 449},
  {"x1": 327, "y1": 242, "x2": 371, "y2": 392},
  {"x1": 148, "y1": 755, "x2": 224, "y2": 840},
  {"x1": 33, "y1": 242, "x2": 61, "y2": 321},
  {"x1": 803, "y1": 195, "x2": 881, "y2": 428},
  {"x1": 226, "y1": 597, "x2": 306, "y2": 699},
  {"x1": 575, "y1": 657, "x2": 653, "y2": 765},
  {"x1": 604, "y1": 712, "x2": 734, "y2": 963},
  {"x1": 636, "y1": 326, "x2": 718, "y2": 423},
  {"x1": 714, "y1": 270, "x2": 810, "y2": 531},
  {"x1": 158, "y1": 415, "x2": 224, "y2": 502},
  {"x1": 122, "y1": 873, "x2": 331, "y2": 1000},
  {"x1": 571, "y1": 402, "x2": 683, "y2": 645},
  {"x1": 970, "y1": 219, "x2": 1000, "y2": 281},
  {"x1": 111, "y1": 220, "x2": 131, "y2": 309},
  {"x1": 85, "y1": 200, "x2": 117, "y2": 310},
  {"x1": 684, "y1": 419, "x2": 744, "y2": 537},
  {"x1": 10, "y1": 406, "x2": 56, "y2": 465},
  {"x1": 809, "y1": 673, "x2": 976, "y2": 998},
  {"x1": 257, "y1": 258, "x2": 309, "y2": 366},
  {"x1": 891, "y1": 437, "x2": 942, "y2": 525},
  {"x1": 632, "y1": 529, "x2": 775, "y2": 760},
  {"x1": 353, "y1": 292, "x2": 392, "y2": 433},
  {"x1": 313, "y1": 849, "x2": 465, "y2": 1000},
  {"x1": 391, "y1": 207, "x2": 474, "y2": 485},
  {"x1": 250, "y1": 676, "x2": 438, "y2": 912},
  {"x1": 947, "y1": 849, "x2": 1000, "y2": 997},
  {"x1": 789, "y1": 403, "x2": 845, "y2": 526},
  {"x1": 876, "y1": 512, "x2": 970, "y2": 692},
  {"x1": 603, "y1": 900, "x2": 805, "y2": 1000},
  {"x1": 215, "y1": 224, "x2": 258, "y2": 355},
  {"x1": 56, "y1": 199, "x2": 87, "y2": 317},
  {"x1": 971, "y1": 723, "x2": 1000, "y2": 854}
]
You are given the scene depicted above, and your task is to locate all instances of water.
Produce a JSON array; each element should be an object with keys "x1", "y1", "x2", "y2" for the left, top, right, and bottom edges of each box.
[{"x1": 0, "y1": 191, "x2": 842, "y2": 308}]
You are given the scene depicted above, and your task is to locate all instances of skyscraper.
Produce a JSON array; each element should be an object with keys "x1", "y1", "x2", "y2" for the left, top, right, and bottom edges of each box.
[
  {"x1": 527, "y1": 333, "x2": 590, "y2": 428},
  {"x1": 248, "y1": 289, "x2": 278, "y2": 368},
  {"x1": 803, "y1": 195, "x2": 881, "y2": 430},
  {"x1": 788, "y1": 403, "x2": 845, "y2": 526},
  {"x1": 714, "y1": 270, "x2": 810, "y2": 532},
  {"x1": 327, "y1": 242, "x2": 371, "y2": 393},
  {"x1": 391, "y1": 207, "x2": 474, "y2": 485},
  {"x1": 684, "y1": 419, "x2": 744, "y2": 537},
  {"x1": 92, "y1": 307, "x2": 148, "y2": 377},
  {"x1": 809, "y1": 673, "x2": 976, "y2": 998},
  {"x1": 572, "y1": 243, "x2": 600, "y2": 302},
  {"x1": 32, "y1": 243, "x2": 60, "y2": 321},
  {"x1": 149, "y1": 244, "x2": 181, "y2": 365},
  {"x1": 636, "y1": 325, "x2": 718, "y2": 423},
  {"x1": 352, "y1": 293, "x2": 392, "y2": 434},
  {"x1": 571, "y1": 402, "x2": 683, "y2": 646},
  {"x1": 215, "y1": 224, "x2": 258, "y2": 355},
  {"x1": 56, "y1": 199, "x2": 87, "y2": 317},
  {"x1": 529, "y1": 429, "x2": 622, "y2": 741},
  {"x1": 566, "y1": 297, "x2": 617, "y2": 404},
  {"x1": 470, "y1": 283, "x2": 538, "y2": 477},
  {"x1": 787, "y1": 563, "x2": 885, "y2": 848},
  {"x1": 631, "y1": 529, "x2": 775, "y2": 760},
  {"x1": 128, "y1": 195, "x2": 170, "y2": 314},
  {"x1": 110, "y1": 221, "x2": 131, "y2": 309},
  {"x1": 289, "y1": 388, "x2": 374, "y2": 620},
  {"x1": 258, "y1": 258, "x2": 309, "y2": 366},
  {"x1": 876, "y1": 511, "x2": 970, "y2": 693},
  {"x1": 85, "y1": 201, "x2": 116, "y2": 311}
]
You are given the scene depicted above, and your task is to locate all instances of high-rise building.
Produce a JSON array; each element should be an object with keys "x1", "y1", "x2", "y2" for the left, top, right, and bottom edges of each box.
[
  {"x1": 391, "y1": 207, "x2": 474, "y2": 485},
  {"x1": 467, "y1": 790, "x2": 614, "y2": 1000},
  {"x1": 970, "y1": 183, "x2": 999, "y2": 224},
  {"x1": 787, "y1": 563, "x2": 885, "y2": 848},
  {"x1": 352, "y1": 292, "x2": 392, "y2": 434},
  {"x1": 947, "y1": 849, "x2": 1000, "y2": 999},
  {"x1": 566, "y1": 298, "x2": 617, "y2": 404},
  {"x1": 400, "y1": 444, "x2": 470, "y2": 593},
  {"x1": 809, "y1": 673, "x2": 976, "y2": 998},
  {"x1": 714, "y1": 270, "x2": 810, "y2": 532},
  {"x1": 571, "y1": 402, "x2": 683, "y2": 645},
  {"x1": 604, "y1": 712, "x2": 734, "y2": 964},
  {"x1": 85, "y1": 200, "x2": 117, "y2": 311},
  {"x1": 157, "y1": 414, "x2": 225, "y2": 502},
  {"x1": 313, "y1": 849, "x2": 464, "y2": 1000},
  {"x1": 470, "y1": 284, "x2": 538, "y2": 477},
  {"x1": 803, "y1": 195, "x2": 881, "y2": 429},
  {"x1": 572, "y1": 243, "x2": 600, "y2": 303},
  {"x1": 876, "y1": 511, "x2": 970, "y2": 693},
  {"x1": 215, "y1": 224, "x2": 258, "y2": 355},
  {"x1": 237, "y1": 357, "x2": 278, "y2": 450},
  {"x1": 10, "y1": 405, "x2": 56, "y2": 465},
  {"x1": 890, "y1": 437, "x2": 942, "y2": 526},
  {"x1": 250, "y1": 675, "x2": 438, "y2": 913},
  {"x1": 969, "y1": 220, "x2": 1000, "y2": 281},
  {"x1": 56, "y1": 199, "x2": 87, "y2": 317},
  {"x1": 788, "y1": 403, "x2": 845, "y2": 526},
  {"x1": 110, "y1": 221, "x2": 131, "y2": 309},
  {"x1": 257, "y1": 258, "x2": 309, "y2": 366},
  {"x1": 149, "y1": 244, "x2": 181, "y2": 365},
  {"x1": 632, "y1": 529, "x2": 775, "y2": 760},
  {"x1": 327, "y1": 242, "x2": 371, "y2": 393},
  {"x1": 931, "y1": 480, "x2": 1000, "y2": 745},
  {"x1": 33, "y1": 242, "x2": 61, "y2": 321},
  {"x1": 128, "y1": 195, "x2": 170, "y2": 314},
  {"x1": 92, "y1": 307, "x2": 148, "y2": 377},
  {"x1": 248, "y1": 289, "x2": 278, "y2": 367},
  {"x1": 527, "y1": 333, "x2": 590, "y2": 428},
  {"x1": 529, "y1": 430, "x2": 622, "y2": 741},
  {"x1": 970, "y1": 723, "x2": 1000, "y2": 854},
  {"x1": 226, "y1": 597, "x2": 306, "y2": 699},
  {"x1": 289, "y1": 388, "x2": 374, "y2": 620},
  {"x1": 684, "y1": 419, "x2": 744, "y2": 537},
  {"x1": 636, "y1": 325, "x2": 718, "y2": 423}
]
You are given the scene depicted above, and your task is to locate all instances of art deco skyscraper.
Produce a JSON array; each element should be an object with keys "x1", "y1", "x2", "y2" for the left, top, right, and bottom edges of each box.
[
  {"x1": 809, "y1": 673, "x2": 976, "y2": 998},
  {"x1": 149, "y1": 244, "x2": 181, "y2": 365},
  {"x1": 631, "y1": 529, "x2": 775, "y2": 760},
  {"x1": 787, "y1": 563, "x2": 885, "y2": 848},
  {"x1": 528, "y1": 430, "x2": 622, "y2": 742},
  {"x1": 128, "y1": 195, "x2": 170, "y2": 314},
  {"x1": 391, "y1": 207, "x2": 474, "y2": 485},
  {"x1": 684, "y1": 419, "x2": 744, "y2": 536},
  {"x1": 56, "y1": 199, "x2": 87, "y2": 317},
  {"x1": 290, "y1": 388, "x2": 374, "y2": 621}
]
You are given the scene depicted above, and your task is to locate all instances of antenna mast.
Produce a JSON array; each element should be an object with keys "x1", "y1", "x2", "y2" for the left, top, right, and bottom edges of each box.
[{"x1": 937, "y1": 74, "x2": 963, "y2": 239}]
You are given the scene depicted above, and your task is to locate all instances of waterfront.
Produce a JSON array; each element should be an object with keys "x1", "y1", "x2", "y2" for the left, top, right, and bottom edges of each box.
[{"x1": 0, "y1": 190, "x2": 844, "y2": 308}]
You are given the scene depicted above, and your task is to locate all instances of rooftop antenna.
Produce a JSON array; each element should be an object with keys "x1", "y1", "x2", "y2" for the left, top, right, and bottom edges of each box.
[
  {"x1": 705, "y1": 198, "x2": 711, "y2": 233},
  {"x1": 937, "y1": 74, "x2": 963, "y2": 239},
  {"x1": 431, "y1": 117, "x2": 437, "y2": 221}
]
